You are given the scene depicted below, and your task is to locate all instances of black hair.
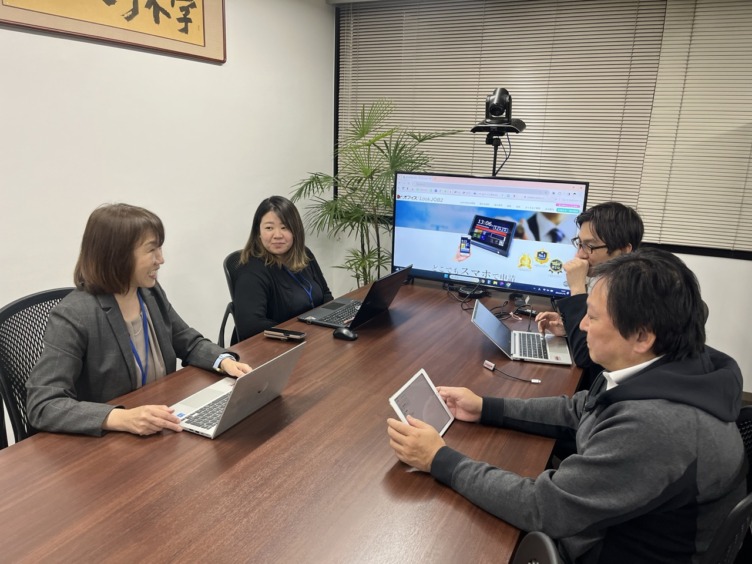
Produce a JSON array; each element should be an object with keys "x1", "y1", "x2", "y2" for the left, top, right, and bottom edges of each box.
[
  {"x1": 240, "y1": 196, "x2": 309, "y2": 271},
  {"x1": 591, "y1": 248, "x2": 705, "y2": 360},
  {"x1": 576, "y1": 202, "x2": 644, "y2": 253}
]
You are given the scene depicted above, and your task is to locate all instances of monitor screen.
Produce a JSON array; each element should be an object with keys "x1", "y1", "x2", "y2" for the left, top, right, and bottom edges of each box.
[{"x1": 391, "y1": 171, "x2": 589, "y2": 297}]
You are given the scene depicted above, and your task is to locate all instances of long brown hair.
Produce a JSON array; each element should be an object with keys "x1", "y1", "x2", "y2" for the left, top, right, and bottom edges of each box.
[
  {"x1": 240, "y1": 196, "x2": 309, "y2": 271},
  {"x1": 74, "y1": 203, "x2": 164, "y2": 294}
]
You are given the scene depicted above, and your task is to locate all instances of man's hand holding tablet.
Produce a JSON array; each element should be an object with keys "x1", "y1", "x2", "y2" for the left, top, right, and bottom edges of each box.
[
  {"x1": 436, "y1": 386, "x2": 482, "y2": 422},
  {"x1": 387, "y1": 369, "x2": 455, "y2": 472},
  {"x1": 389, "y1": 369, "x2": 455, "y2": 435}
]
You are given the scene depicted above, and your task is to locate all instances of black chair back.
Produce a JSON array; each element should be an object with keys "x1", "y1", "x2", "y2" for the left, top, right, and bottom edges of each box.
[
  {"x1": 732, "y1": 405, "x2": 752, "y2": 564},
  {"x1": 218, "y1": 250, "x2": 242, "y2": 347},
  {"x1": 699, "y1": 406, "x2": 752, "y2": 563},
  {"x1": 737, "y1": 406, "x2": 752, "y2": 490},
  {"x1": 700, "y1": 491, "x2": 752, "y2": 564},
  {"x1": 0, "y1": 287, "x2": 74, "y2": 447}
]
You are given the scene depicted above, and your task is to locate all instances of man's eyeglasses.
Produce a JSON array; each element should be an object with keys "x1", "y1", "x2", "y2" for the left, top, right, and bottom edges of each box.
[{"x1": 571, "y1": 237, "x2": 608, "y2": 254}]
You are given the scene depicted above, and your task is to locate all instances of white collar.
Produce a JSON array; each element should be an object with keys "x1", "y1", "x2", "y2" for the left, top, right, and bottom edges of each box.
[{"x1": 603, "y1": 356, "x2": 663, "y2": 391}]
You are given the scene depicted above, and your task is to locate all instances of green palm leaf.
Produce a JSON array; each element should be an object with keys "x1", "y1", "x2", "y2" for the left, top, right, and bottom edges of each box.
[{"x1": 291, "y1": 99, "x2": 457, "y2": 285}]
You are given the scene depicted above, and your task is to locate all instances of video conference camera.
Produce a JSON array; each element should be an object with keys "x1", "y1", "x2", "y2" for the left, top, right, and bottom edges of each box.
[{"x1": 471, "y1": 87, "x2": 526, "y2": 135}]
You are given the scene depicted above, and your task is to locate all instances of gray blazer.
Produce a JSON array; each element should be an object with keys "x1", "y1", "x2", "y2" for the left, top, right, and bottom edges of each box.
[{"x1": 26, "y1": 284, "x2": 235, "y2": 436}]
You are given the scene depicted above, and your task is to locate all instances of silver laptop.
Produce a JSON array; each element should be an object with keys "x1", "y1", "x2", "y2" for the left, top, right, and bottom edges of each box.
[
  {"x1": 471, "y1": 300, "x2": 572, "y2": 365},
  {"x1": 171, "y1": 343, "x2": 305, "y2": 438},
  {"x1": 298, "y1": 265, "x2": 412, "y2": 329}
]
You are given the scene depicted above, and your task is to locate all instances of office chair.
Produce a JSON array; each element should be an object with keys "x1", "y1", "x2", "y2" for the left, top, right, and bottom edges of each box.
[
  {"x1": 737, "y1": 406, "x2": 752, "y2": 487},
  {"x1": 699, "y1": 490, "x2": 752, "y2": 564},
  {"x1": 732, "y1": 405, "x2": 752, "y2": 563},
  {"x1": 0, "y1": 287, "x2": 74, "y2": 447},
  {"x1": 511, "y1": 531, "x2": 562, "y2": 564},
  {"x1": 697, "y1": 406, "x2": 752, "y2": 563},
  {"x1": 218, "y1": 250, "x2": 242, "y2": 347}
]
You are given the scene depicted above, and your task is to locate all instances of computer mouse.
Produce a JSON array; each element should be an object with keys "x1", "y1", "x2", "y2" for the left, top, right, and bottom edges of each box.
[{"x1": 333, "y1": 327, "x2": 358, "y2": 341}]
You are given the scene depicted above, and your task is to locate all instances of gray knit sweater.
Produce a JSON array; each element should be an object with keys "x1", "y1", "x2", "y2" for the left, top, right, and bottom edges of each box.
[{"x1": 431, "y1": 347, "x2": 745, "y2": 564}]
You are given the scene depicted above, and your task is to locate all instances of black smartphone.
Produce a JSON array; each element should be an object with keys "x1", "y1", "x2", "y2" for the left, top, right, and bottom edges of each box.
[{"x1": 263, "y1": 327, "x2": 307, "y2": 341}]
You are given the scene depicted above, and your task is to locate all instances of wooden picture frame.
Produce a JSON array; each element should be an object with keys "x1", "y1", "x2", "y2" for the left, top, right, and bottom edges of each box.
[{"x1": 0, "y1": 0, "x2": 226, "y2": 63}]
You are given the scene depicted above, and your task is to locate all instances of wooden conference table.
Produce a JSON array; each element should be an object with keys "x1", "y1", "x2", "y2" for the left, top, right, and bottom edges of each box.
[{"x1": 0, "y1": 280, "x2": 581, "y2": 563}]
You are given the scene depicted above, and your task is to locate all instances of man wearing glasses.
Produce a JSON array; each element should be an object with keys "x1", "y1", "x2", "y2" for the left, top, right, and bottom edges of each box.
[{"x1": 536, "y1": 202, "x2": 644, "y2": 387}]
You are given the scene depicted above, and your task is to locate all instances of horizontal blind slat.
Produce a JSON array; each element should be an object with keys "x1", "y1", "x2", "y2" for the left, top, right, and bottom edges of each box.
[{"x1": 339, "y1": 0, "x2": 752, "y2": 252}]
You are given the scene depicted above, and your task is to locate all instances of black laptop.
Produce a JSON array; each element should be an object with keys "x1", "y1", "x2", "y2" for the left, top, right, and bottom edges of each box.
[{"x1": 298, "y1": 265, "x2": 412, "y2": 329}]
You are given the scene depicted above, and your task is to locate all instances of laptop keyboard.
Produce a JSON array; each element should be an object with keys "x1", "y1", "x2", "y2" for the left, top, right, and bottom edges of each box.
[
  {"x1": 518, "y1": 332, "x2": 549, "y2": 359},
  {"x1": 319, "y1": 301, "x2": 361, "y2": 325},
  {"x1": 183, "y1": 393, "x2": 231, "y2": 430}
]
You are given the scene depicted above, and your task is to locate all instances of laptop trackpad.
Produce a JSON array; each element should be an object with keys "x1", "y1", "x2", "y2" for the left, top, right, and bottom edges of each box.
[{"x1": 173, "y1": 379, "x2": 234, "y2": 411}]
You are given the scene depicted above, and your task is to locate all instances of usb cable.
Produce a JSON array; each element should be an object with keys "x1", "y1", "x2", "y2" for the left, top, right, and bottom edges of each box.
[{"x1": 483, "y1": 360, "x2": 541, "y2": 384}]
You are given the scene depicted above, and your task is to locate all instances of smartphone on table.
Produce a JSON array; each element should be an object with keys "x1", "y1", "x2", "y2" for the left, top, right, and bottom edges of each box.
[{"x1": 263, "y1": 327, "x2": 307, "y2": 341}]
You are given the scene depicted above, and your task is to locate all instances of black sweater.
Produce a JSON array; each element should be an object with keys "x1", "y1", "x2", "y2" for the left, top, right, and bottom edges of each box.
[{"x1": 234, "y1": 249, "x2": 333, "y2": 340}]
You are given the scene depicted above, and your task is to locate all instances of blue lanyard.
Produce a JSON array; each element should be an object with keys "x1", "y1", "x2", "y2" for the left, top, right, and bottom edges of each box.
[
  {"x1": 128, "y1": 291, "x2": 150, "y2": 387},
  {"x1": 285, "y1": 268, "x2": 314, "y2": 309}
]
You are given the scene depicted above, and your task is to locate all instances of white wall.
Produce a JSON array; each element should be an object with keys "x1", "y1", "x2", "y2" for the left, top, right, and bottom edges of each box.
[
  {"x1": 0, "y1": 0, "x2": 339, "y2": 347},
  {"x1": 680, "y1": 254, "x2": 752, "y2": 393}
]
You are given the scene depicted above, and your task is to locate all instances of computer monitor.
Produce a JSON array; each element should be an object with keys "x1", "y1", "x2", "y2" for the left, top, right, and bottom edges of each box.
[{"x1": 391, "y1": 171, "x2": 589, "y2": 298}]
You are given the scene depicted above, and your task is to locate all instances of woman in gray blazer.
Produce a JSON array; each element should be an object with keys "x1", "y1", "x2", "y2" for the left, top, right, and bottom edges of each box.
[{"x1": 26, "y1": 203, "x2": 251, "y2": 437}]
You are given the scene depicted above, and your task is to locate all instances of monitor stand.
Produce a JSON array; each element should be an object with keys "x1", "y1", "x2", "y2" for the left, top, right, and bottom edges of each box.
[{"x1": 458, "y1": 286, "x2": 486, "y2": 299}]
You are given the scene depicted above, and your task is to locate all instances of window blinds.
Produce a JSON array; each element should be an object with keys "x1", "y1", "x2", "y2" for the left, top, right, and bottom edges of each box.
[
  {"x1": 336, "y1": 0, "x2": 752, "y2": 254},
  {"x1": 639, "y1": 0, "x2": 752, "y2": 253}
]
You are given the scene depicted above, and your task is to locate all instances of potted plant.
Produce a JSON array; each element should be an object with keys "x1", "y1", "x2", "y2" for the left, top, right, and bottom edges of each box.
[{"x1": 291, "y1": 99, "x2": 457, "y2": 286}]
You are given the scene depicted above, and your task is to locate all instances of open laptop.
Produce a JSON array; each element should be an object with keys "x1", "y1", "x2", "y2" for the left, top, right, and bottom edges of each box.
[
  {"x1": 471, "y1": 300, "x2": 572, "y2": 365},
  {"x1": 171, "y1": 342, "x2": 305, "y2": 438},
  {"x1": 298, "y1": 265, "x2": 412, "y2": 329}
]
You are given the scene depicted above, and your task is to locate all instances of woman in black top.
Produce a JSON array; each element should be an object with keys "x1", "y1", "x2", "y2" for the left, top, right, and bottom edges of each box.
[{"x1": 234, "y1": 196, "x2": 333, "y2": 340}]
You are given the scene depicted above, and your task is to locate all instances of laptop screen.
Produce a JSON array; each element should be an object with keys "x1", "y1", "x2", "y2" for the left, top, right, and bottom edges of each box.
[{"x1": 470, "y1": 300, "x2": 513, "y2": 358}]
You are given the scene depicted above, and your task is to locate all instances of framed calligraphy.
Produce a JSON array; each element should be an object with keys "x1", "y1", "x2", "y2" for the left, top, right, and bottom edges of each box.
[{"x1": 0, "y1": 0, "x2": 226, "y2": 63}]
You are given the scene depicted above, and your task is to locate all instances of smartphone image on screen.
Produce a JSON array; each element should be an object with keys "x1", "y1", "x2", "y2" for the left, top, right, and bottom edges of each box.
[
  {"x1": 459, "y1": 236, "x2": 471, "y2": 255},
  {"x1": 467, "y1": 215, "x2": 517, "y2": 257}
]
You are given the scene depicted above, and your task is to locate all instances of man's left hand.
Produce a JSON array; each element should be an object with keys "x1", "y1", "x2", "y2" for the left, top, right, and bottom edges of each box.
[{"x1": 387, "y1": 416, "x2": 445, "y2": 472}]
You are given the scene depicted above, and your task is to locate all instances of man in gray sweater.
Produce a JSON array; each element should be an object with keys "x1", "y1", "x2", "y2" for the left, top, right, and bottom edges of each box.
[{"x1": 387, "y1": 248, "x2": 745, "y2": 563}]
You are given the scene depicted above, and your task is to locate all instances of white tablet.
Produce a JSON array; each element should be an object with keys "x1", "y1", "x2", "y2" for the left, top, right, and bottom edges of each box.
[{"x1": 389, "y1": 369, "x2": 454, "y2": 436}]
